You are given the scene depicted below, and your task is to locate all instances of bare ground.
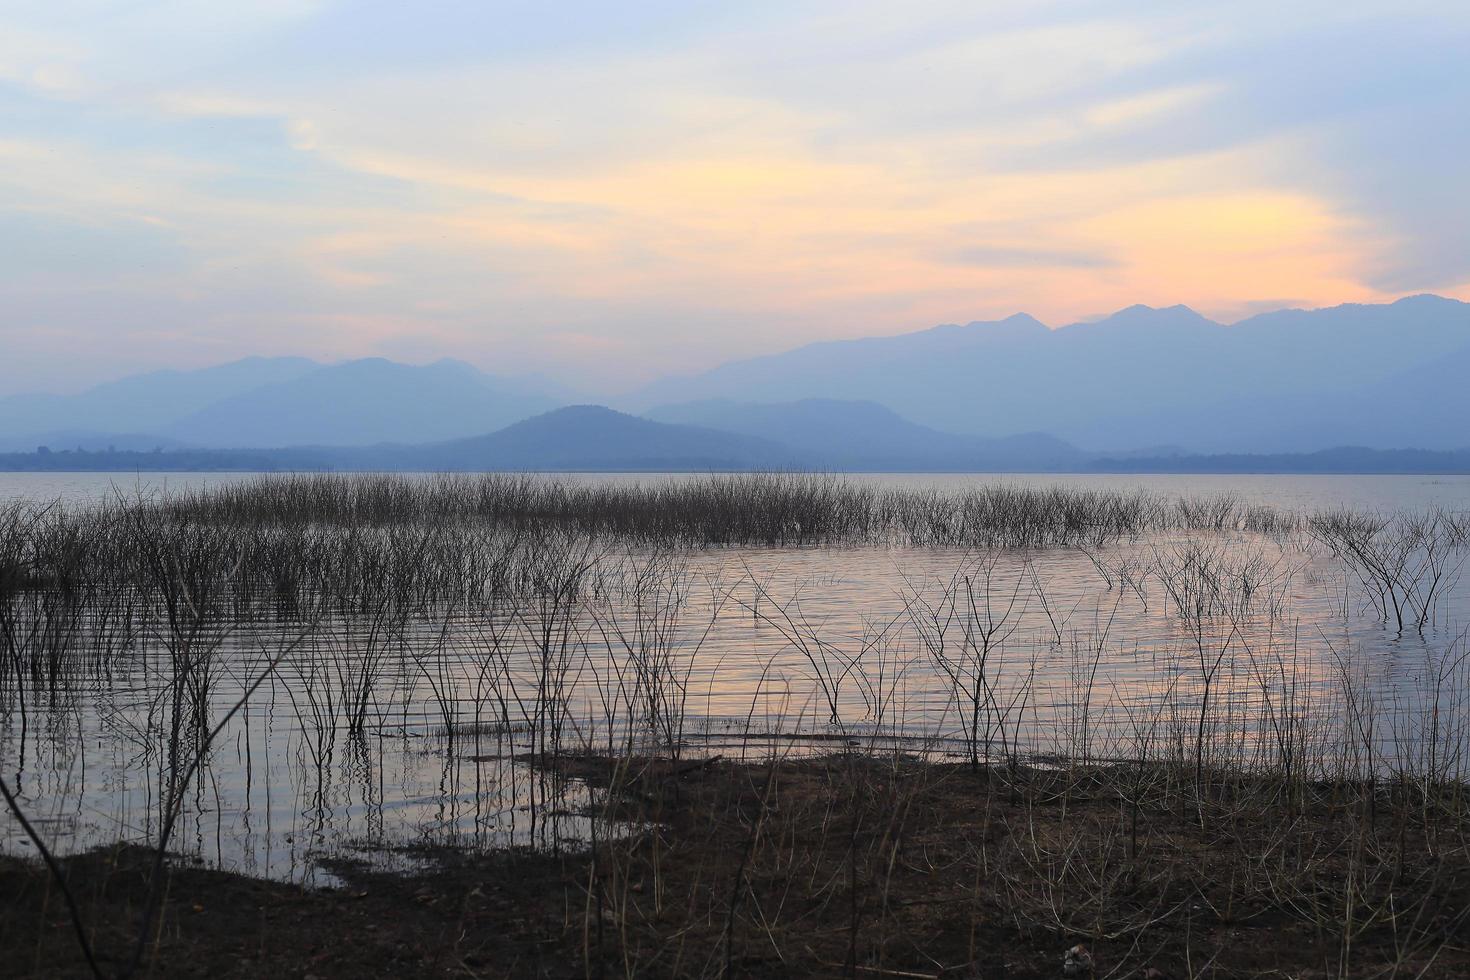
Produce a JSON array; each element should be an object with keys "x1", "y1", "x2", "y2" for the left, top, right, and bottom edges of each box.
[{"x1": 5, "y1": 755, "x2": 1470, "y2": 978}]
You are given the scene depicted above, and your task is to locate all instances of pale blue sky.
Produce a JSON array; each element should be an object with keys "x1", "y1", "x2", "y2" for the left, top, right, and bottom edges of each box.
[{"x1": 2, "y1": 1, "x2": 1467, "y2": 394}]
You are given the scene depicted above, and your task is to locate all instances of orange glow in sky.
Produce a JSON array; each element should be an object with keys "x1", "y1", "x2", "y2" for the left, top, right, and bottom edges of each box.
[{"x1": 1, "y1": 2, "x2": 1467, "y2": 392}]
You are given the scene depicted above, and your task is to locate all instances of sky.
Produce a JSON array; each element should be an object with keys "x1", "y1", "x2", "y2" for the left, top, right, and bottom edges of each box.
[{"x1": 2, "y1": 0, "x2": 1468, "y2": 395}]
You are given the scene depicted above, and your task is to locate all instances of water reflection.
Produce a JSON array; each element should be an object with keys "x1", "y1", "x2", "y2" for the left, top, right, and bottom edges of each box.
[
  {"x1": 7, "y1": 471, "x2": 1470, "y2": 513},
  {"x1": 3, "y1": 480, "x2": 1470, "y2": 885},
  {"x1": 0, "y1": 470, "x2": 1464, "y2": 887}
]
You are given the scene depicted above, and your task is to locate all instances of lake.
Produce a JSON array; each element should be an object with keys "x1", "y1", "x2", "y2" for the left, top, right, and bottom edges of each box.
[
  {"x1": 7, "y1": 470, "x2": 1470, "y2": 511},
  {"x1": 3, "y1": 472, "x2": 1469, "y2": 883}
]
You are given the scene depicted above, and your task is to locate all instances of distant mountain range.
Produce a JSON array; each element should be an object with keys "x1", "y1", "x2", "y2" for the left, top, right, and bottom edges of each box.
[
  {"x1": 0, "y1": 406, "x2": 1087, "y2": 473},
  {"x1": 0, "y1": 407, "x2": 790, "y2": 473},
  {"x1": 645, "y1": 399, "x2": 1085, "y2": 470},
  {"x1": 0, "y1": 356, "x2": 319, "y2": 450},
  {"x1": 390, "y1": 405, "x2": 791, "y2": 471},
  {"x1": 630, "y1": 295, "x2": 1470, "y2": 453},
  {"x1": 4, "y1": 405, "x2": 1469, "y2": 475},
  {"x1": 1, "y1": 295, "x2": 1467, "y2": 472},
  {"x1": 0, "y1": 357, "x2": 563, "y2": 452}
]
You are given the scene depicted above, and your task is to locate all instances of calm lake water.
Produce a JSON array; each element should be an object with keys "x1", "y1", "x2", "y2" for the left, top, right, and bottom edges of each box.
[
  {"x1": 4, "y1": 472, "x2": 1470, "y2": 882},
  {"x1": 7, "y1": 470, "x2": 1470, "y2": 512}
]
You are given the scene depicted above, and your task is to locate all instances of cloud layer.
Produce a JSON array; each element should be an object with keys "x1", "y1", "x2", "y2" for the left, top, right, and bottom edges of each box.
[{"x1": 3, "y1": 0, "x2": 1467, "y2": 393}]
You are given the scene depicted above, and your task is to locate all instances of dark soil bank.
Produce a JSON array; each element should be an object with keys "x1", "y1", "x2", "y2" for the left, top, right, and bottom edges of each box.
[{"x1": 5, "y1": 756, "x2": 1470, "y2": 978}]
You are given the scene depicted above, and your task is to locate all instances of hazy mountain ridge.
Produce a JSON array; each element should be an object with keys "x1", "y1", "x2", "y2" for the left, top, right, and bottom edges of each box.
[
  {"x1": 0, "y1": 402, "x2": 1095, "y2": 474},
  {"x1": 0, "y1": 407, "x2": 797, "y2": 473},
  {"x1": 0, "y1": 356, "x2": 321, "y2": 449},
  {"x1": 629, "y1": 295, "x2": 1470, "y2": 452},
  {"x1": 0, "y1": 357, "x2": 568, "y2": 451},
  {"x1": 393, "y1": 405, "x2": 795, "y2": 471},
  {"x1": 3, "y1": 296, "x2": 1466, "y2": 467},
  {"x1": 645, "y1": 398, "x2": 1084, "y2": 470},
  {"x1": 167, "y1": 358, "x2": 562, "y2": 447},
  {"x1": 5, "y1": 409, "x2": 1468, "y2": 474}
]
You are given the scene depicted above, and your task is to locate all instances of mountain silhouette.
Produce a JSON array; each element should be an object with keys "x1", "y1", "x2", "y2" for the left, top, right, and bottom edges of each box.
[
  {"x1": 0, "y1": 357, "x2": 567, "y2": 450},
  {"x1": 645, "y1": 398, "x2": 1083, "y2": 470},
  {"x1": 392, "y1": 405, "x2": 794, "y2": 471},
  {"x1": 629, "y1": 296, "x2": 1470, "y2": 452},
  {"x1": 4, "y1": 296, "x2": 1467, "y2": 464},
  {"x1": 3, "y1": 403, "x2": 1467, "y2": 474},
  {"x1": 167, "y1": 358, "x2": 561, "y2": 447},
  {"x1": 0, "y1": 356, "x2": 318, "y2": 450}
]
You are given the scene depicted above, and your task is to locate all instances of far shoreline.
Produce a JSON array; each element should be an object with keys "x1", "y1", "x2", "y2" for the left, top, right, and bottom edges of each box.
[{"x1": 5, "y1": 459, "x2": 1470, "y2": 476}]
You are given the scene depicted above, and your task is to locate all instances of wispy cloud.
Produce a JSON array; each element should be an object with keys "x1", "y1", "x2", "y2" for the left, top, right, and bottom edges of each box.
[
  {"x1": 945, "y1": 246, "x2": 1117, "y2": 270},
  {"x1": 1, "y1": 0, "x2": 1466, "y2": 393}
]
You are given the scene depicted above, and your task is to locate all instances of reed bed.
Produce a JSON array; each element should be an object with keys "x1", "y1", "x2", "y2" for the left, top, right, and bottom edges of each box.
[
  {"x1": 4, "y1": 473, "x2": 1470, "y2": 977},
  {"x1": 0, "y1": 473, "x2": 1306, "y2": 627},
  {"x1": 113, "y1": 472, "x2": 1300, "y2": 545}
]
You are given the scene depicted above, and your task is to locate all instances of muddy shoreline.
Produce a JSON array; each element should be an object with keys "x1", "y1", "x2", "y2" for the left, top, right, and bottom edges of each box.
[{"x1": 5, "y1": 755, "x2": 1470, "y2": 978}]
